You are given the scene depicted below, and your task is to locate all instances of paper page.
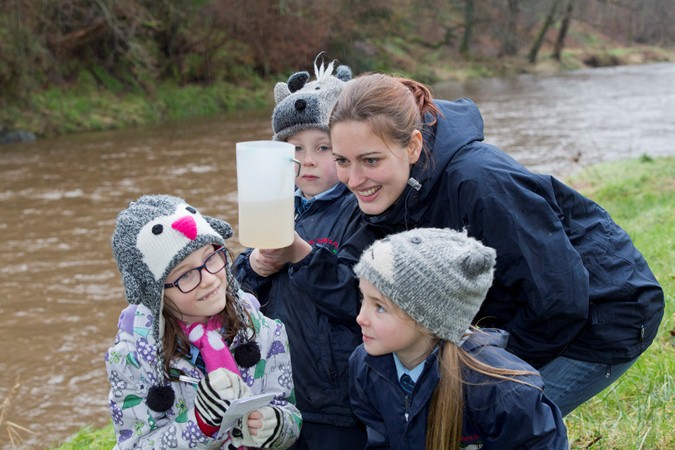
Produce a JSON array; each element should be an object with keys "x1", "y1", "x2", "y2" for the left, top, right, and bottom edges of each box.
[{"x1": 219, "y1": 392, "x2": 277, "y2": 431}]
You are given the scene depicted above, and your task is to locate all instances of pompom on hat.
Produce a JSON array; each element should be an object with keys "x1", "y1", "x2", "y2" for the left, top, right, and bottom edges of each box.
[
  {"x1": 272, "y1": 52, "x2": 352, "y2": 141},
  {"x1": 354, "y1": 228, "x2": 497, "y2": 344},
  {"x1": 111, "y1": 194, "x2": 253, "y2": 411}
]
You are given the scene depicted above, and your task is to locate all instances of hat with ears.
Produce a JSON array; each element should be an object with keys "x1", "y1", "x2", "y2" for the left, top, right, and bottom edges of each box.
[
  {"x1": 111, "y1": 194, "x2": 250, "y2": 411},
  {"x1": 354, "y1": 228, "x2": 496, "y2": 344},
  {"x1": 272, "y1": 52, "x2": 352, "y2": 141}
]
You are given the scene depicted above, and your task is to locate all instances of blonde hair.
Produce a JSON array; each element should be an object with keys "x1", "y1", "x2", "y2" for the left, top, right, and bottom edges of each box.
[
  {"x1": 426, "y1": 335, "x2": 540, "y2": 450},
  {"x1": 376, "y1": 294, "x2": 539, "y2": 450}
]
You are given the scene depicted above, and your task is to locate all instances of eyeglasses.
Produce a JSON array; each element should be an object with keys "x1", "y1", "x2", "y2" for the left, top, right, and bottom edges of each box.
[{"x1": 164, "y1": 247, "x2": 228, "y2": 294}]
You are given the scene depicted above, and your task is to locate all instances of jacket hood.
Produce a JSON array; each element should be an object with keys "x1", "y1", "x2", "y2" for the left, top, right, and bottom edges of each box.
[
  {"x1": 365, "y1": 98, "x2": 485, "y2": 230},
  {"x1": 413, "y1": 98, "x2": 485, "y2": 189},
  {"x1": 460, "y1": 328, "x2": 509, "y2": 352}
]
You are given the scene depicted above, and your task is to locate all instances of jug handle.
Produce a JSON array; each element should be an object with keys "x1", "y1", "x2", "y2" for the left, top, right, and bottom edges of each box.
[{"x1": 292, "y1": 158, "x2": 301, "y2": 177}]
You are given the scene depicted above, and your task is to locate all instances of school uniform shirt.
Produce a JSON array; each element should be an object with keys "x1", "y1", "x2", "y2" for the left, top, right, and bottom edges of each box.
[
  {"x1": 234, "y1": 183, "x2": 377, "y2": 428},
  {"x1": 105, "y1": 302, "x2": 301, "y2": 449},
  {"x1": 362, "y1": 97, "x2": 664, "y2": 369},
  {"x1": 349, "y1": 329, "x2": 569, "y2": 449}
]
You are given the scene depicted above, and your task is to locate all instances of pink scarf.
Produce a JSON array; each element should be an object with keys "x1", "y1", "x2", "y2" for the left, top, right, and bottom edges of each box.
[{"x1": 181, "y1": 316, "x2": 241, "y2": 376}]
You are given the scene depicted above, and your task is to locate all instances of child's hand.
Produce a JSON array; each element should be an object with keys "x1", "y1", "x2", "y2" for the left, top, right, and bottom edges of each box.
[
  {"x1": 250, "y1": 248, "x2": 285, "y2": 276},
  {"x1": 194, "y1": 368, "x2": 250, "y2": 427},
  {"x1": 250, "y1": 232, "x2": 311, "y2": 276},
  {"x1": 231, "y1": 406, "x2": 285, "y2": 447},
  {"x1": 244, "y1": 409, "x2": 265, "y2": 434}
]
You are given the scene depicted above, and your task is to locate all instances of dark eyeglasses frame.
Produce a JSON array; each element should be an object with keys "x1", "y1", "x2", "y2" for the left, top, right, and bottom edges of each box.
[{"x1": 164, "y1": 247, "x2": 228, "y2": 294}]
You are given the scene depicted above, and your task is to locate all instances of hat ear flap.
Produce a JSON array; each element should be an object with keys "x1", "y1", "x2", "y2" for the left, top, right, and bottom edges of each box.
[
  {"x1": 204, "y1": 215, "x2": 233, "y2": 240},
  {"x1": 120, "y1": 268, "x2": 142, "y2": 304}
]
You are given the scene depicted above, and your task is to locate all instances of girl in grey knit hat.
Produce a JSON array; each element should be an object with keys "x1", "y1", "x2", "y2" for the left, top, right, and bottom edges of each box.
[
  {"x1": 106, "y1": 194, "x2": 301, "y2": 449},
  {"x1": 349, "y1": 228, "x2": 568, "y2": 450}
]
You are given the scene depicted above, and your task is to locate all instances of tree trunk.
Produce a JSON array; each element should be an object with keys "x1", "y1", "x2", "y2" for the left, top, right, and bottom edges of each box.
[
  {"x1": 553, "y1": 0, "x2": 575, "y2": 61},
  {"x1": 528, "y1": 0, "x2": 560, "y2": 64},
  {"x1": 460, "y1": 0, "x2": 474, "y2": 55},
  {"x1": 47, "y1": 18, "x2": 109, "y2": 56},
  {"x1": 501, "y1": 0, "x2": 519, "y2": 56}
]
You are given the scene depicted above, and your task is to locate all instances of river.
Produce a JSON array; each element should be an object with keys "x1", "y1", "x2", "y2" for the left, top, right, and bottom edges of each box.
[{"x1": 0, "y1": 62, "x2": 673, "y2": 450}]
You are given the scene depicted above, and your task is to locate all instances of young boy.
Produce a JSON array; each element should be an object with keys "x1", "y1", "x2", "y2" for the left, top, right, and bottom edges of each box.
[{"x1": 234, "y1": 56, "x2": 374, "y2": 450}]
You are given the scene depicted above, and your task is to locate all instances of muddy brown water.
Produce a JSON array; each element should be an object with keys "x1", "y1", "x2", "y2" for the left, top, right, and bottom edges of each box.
[{"x1": 1, "y1": 62, "x2": 673, "y2": 450}]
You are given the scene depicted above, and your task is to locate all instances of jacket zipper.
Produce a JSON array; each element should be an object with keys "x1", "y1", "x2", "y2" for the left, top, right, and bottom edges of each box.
[{"x1": 404, "y1": 393, "x2": 411, "y2": 422}]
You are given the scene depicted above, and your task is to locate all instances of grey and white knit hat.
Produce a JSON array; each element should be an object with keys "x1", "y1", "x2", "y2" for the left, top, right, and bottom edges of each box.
[
  {"x1": 111, "y1": 194, "x2": 239, "y2": 342},
  {"x1": 272, "y1": 53, "x2": 352, "y2": 141},
  {"x1": 111, "y1": 195, "x2": 259, "y2": 412},
  {"x1": 354, "y1": 228, "x2": 496, "y2": 344}
]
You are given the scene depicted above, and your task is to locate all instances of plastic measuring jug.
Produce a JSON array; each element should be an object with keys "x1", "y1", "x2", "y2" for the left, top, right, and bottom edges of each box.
[{"x1": 236, "y1": 140, "x2": 297, "y2": 249}]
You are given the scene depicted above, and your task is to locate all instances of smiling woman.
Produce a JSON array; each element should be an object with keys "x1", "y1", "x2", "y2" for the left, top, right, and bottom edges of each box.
[
  {"x1": 332, "y1": 119, "x2": 422, "y2": 216},
  {"x1": 329, "y1": 72, "x2": 665, "y2": 418}
]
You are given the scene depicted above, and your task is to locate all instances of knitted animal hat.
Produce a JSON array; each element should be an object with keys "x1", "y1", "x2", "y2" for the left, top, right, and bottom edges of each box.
[
  {"x1": 272, "y1": 53, "x2": 352, "y2": 141},
  {"x1": 354, "y1": 228, "x2": 496, "y2": 344},
  {"x1": 111, "y1": 195, "x2": 255, "y2": 410},
  {"x1": 112, "y1": 195, "x2": 238, "y2": 340}
]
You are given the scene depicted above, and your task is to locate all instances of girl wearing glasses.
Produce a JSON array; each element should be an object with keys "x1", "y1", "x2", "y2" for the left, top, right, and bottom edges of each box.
[{"x1": 106, "y1": 194, "x2": 300, "y2": 449}]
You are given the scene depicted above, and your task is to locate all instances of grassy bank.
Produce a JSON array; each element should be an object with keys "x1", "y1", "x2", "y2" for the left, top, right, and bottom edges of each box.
[
  {"x1": 49, "y1": 156, "x2": 674, "y2": 449},
  {"x1": 563, "y1": 155, "x2": 674, "y2": 449},
  {"x1": 2, "y1": 42, "x2": 673, "y2": 140},
  {"x1": 0, "y1": 75, "x2": 272, "y2": 138}
]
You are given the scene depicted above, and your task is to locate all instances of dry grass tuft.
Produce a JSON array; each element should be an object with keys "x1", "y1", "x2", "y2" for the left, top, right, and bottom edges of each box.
[{"x1": 0, "y1": 375, "x2": 34, "y2": 447}]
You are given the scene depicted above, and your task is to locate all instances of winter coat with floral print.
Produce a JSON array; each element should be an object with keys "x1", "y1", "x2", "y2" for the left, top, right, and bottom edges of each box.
[{"x1": 105, "y1": 302, "x2": 301, "y2": 449}]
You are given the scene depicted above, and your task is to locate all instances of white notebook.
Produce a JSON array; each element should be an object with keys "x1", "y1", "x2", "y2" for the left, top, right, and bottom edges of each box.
[{"x1": 220, "y1": 392, "x2": 277, "y2": 430}]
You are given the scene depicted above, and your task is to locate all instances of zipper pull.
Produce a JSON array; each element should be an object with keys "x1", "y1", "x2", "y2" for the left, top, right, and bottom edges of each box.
[{"x1": 404, "y1": 394, "x2": 411, "y2": 422}]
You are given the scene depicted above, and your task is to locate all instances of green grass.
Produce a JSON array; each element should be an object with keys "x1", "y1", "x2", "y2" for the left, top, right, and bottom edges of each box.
[
  {"x1": 564, "y1": 155, "x2": 674, "y2": 449},
  {"x1": 50, "y1": 157, "x2": 674, "y2": 449},
  {"x1": 51, "y1": 425, "x2": 116, "y2": 450},
  {"x1": 1, "y1": 78, "x2": 273, "y2": 138}
]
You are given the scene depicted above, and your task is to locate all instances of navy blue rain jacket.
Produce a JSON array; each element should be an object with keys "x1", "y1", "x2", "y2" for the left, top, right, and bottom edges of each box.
[
  {"x1": 364, "y1": 98, "x2": 664, "y2": 368},
  {"x1": 349, "y1": 329, "x2": 569, "y2": 449},
  {"x1": 234, "y1": 183, "x2": 377, "y2": 427}
]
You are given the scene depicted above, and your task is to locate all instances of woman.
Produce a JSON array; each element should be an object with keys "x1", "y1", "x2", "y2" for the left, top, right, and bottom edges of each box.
[{"x1": 329, "y1": 72, "x2": 664, "y2": 416}]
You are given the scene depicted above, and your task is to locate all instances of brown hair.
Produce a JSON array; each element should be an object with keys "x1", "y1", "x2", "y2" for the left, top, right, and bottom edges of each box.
[
  {"x1": 160, "y1": 248, "x2": 251, "y2": 378},
  {"x1": 329, "y1": 73, "x2": 441, "y2": 153}
]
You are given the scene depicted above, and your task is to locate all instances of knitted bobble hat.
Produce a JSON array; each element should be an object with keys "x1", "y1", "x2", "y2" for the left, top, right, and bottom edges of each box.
[
  {"x1": 111, "y1": 194, "x2": 247, "y2": 411},
  {"x1": 272, "y1": 52, "x2": 352, "y2": 141},
  {"x1": 354, "y1": 228, "x2": 497, "y2": 344}
]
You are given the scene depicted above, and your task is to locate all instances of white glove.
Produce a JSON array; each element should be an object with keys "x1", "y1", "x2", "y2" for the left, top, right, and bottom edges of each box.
[
  {"x1": 231, "y1": 405, "x2": 284, "y2": 448},
  {"x1": 195, "y1": 368, "x2": 250, "y2": 427}
]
